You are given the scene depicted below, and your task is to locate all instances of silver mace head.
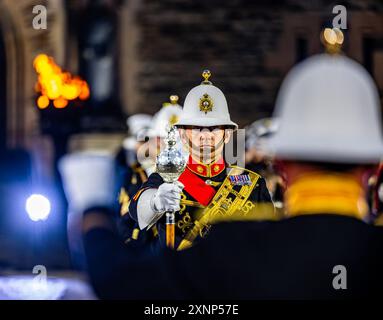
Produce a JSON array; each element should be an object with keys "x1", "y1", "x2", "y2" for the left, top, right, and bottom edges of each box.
[{"x1": 156, "y1": 126, "x2": 186, "y2": 183}]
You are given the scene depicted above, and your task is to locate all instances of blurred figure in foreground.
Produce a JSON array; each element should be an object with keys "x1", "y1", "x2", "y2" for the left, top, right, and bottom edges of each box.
[{"x1": 61, "y1": 46, "x2": 383, "y2": 299}]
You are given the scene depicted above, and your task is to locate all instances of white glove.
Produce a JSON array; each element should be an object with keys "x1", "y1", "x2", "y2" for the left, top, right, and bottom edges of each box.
[
  {"x1": 151, "y1": 181, "x2": 184, "y2": 213},
  {"x1": 137, "y1": 181, "x2": 184, "y2": 230},
  {"x1": 59, "y1": 152, "x2": 116, "y2": 214}
]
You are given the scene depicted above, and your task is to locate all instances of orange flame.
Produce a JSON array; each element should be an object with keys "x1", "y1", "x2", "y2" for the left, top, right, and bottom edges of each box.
[
  {"x1": 33, "y1": 54, "x2": 90, "y2": 109},
  {"x1": 37, "y1": 95, "x2": 49, "y2": 109}
]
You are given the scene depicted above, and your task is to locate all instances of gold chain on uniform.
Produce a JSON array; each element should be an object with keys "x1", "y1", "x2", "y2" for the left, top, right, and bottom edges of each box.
[
  {"x1": 177, "y1": 166, "x2": 261, "y2": 250},
  {"x1": 177, "y1": 193, "x2": 194, "y2": 233}
]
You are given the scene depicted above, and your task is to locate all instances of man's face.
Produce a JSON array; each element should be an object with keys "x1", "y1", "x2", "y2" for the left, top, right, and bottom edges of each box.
[{"x1": 179, "y1": 126, "x2": 232, "y2": 163}]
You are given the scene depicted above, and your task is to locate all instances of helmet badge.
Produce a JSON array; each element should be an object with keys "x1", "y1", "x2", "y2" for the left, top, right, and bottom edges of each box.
[{"x1": 199, "y1": 93, "x2": 213, "y2": 114}]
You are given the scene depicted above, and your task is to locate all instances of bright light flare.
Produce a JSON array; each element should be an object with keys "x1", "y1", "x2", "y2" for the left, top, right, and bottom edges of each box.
[{"x1": 25, "y1": 194, "x2": 51, "y2": 222}]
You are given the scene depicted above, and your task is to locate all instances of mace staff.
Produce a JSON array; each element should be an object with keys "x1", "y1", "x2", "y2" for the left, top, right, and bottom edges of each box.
[{"x1": 156, "y1": 126, "x2": 186, "y2": 249}]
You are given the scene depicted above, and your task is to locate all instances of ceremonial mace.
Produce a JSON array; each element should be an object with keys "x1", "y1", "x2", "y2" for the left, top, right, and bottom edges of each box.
[{"x1": 156, "y1": 126, "x2": 186, "y2": 249}]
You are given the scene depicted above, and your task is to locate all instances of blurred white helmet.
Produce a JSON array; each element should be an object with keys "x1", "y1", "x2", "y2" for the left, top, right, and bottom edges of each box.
[
  {"x1": 175, "y1": 70, "x2": 238, "y2": 129},
  {"x1": 269, "y1": 54, "x2": 383, "y2": 164},
  {"x1": 246, "y1": 118, "x2": 279, "y2": 150},
  {"x1": 127, "y1": 113, "x2": 152, "y2": 138},
  {"x1": 122, "y1": 136, "x2": 137, "y2": 151},
  {"x1": 149, "y1": 95, "x2": 183, "y2": 138}
]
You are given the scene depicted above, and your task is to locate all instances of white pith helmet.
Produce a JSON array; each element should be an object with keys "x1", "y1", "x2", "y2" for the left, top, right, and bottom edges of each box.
[
  {"x1": 175, "y1": 70, "x2": 238, "y2": 129},
  {"x1": 126, "y1": 113, "x2": 152, "y2": 138},
  {"x1": 268, "y1": 54, "x2": 383, "y2": 164},
  {"x1": 246, "y1": 118, "x2": 279, "y2": 150},
  {"x1": 149, "y1": 95, "x2": 183, "y2": 138}
]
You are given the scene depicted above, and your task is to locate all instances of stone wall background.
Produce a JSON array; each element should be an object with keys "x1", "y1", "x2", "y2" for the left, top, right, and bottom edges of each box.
[{"x1": 122, "y1": 0, "x2": 383, "y2": 127}]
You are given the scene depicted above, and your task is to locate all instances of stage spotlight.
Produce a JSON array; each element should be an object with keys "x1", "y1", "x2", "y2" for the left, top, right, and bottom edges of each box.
[{"x1": 25, "y1": 194, "x2": 51, "y2": 222}]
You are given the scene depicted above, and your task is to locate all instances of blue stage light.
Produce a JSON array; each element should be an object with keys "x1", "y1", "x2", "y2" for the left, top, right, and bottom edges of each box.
[{"x1": 25, "y1": 194, "x2": 51, "y2": 222}]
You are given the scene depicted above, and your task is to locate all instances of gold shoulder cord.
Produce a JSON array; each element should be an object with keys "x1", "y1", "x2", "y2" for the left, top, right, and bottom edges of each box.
[
  {"x1": 119, "y1": 188, "x2": 130, "y2": 216},
  {"x1": 177, "y1": 166, "x2": 261, "y2": 250},
  {"x1": 132, "y1": 164, "x2": 148, "y2": 184},
  {"x1": 119, "y1": 164, "x2": 147, "y2": 217}
]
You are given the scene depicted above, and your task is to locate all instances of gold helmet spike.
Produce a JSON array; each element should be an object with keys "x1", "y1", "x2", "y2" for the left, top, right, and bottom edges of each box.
[
  {"x1": 201, "y1": 69, "x2": 212, "y2": 85},
  {"x1": 170, "y1": 95, "x2": 179, "y2": 105},
  {"x1": 163, "y1": 95, "x2": 179, "y2": 108},
  {"x1": 321, "y1": 27, "x2": 344, "y2": 54}
]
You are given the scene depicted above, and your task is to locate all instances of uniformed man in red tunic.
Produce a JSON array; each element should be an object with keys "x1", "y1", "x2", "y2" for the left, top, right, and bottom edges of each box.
[{"x1": 128, "y1": 70, "x2": 272, "y2": 250}]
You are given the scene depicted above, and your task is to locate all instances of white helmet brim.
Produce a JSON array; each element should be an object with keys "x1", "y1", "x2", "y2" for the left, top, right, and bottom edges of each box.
[{"x1": 175, "y1": 117, "x2": 238, "y2": 129}]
